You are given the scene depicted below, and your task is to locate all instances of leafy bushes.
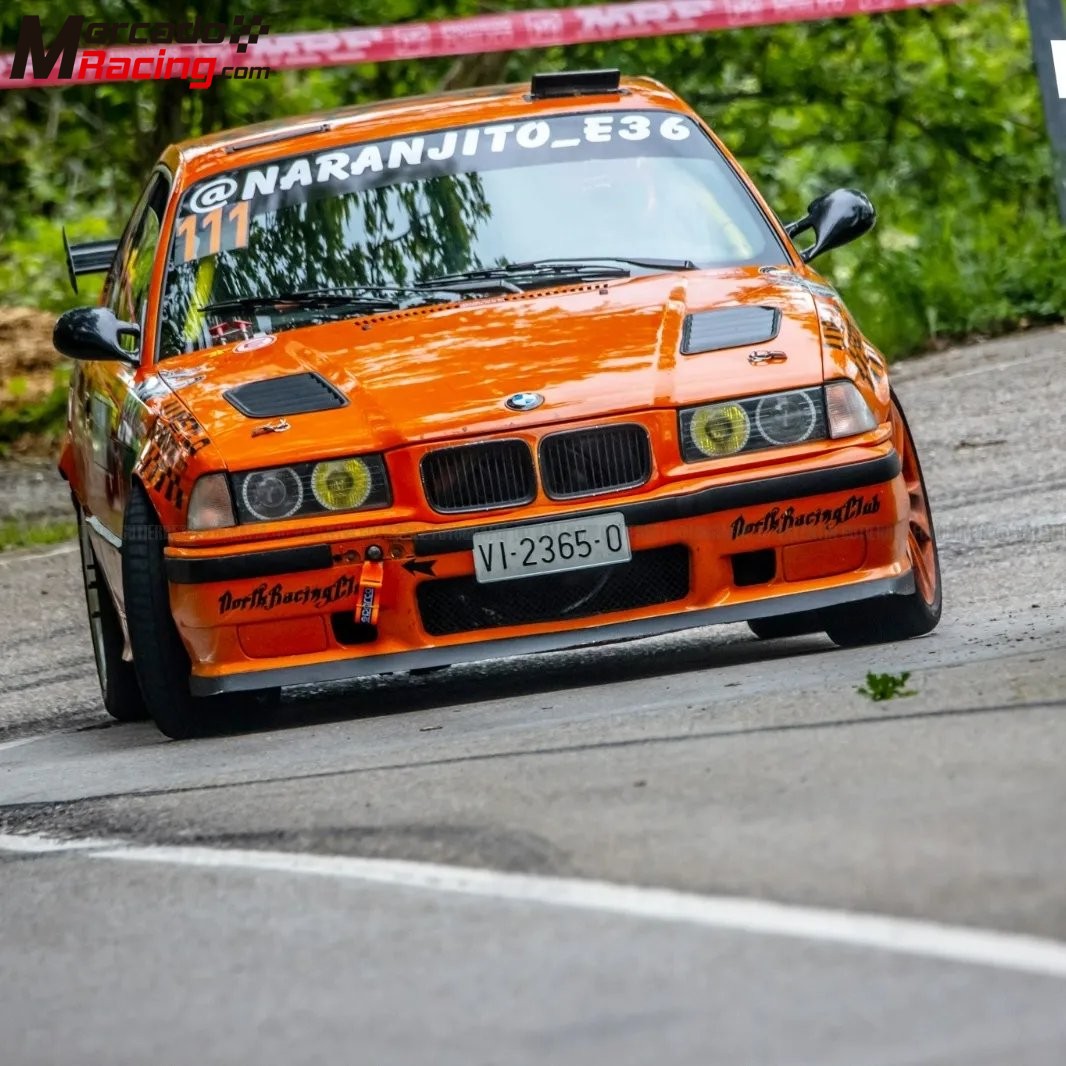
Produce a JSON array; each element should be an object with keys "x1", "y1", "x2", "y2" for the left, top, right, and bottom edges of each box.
[{"x1": 0, "y1": 0, "x2": 1059, "y2": 357}]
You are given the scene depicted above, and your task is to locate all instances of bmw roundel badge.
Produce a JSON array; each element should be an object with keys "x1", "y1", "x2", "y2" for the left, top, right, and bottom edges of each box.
[{"x1": 505, "y1": 392, "x2": 544, "y2": 412}]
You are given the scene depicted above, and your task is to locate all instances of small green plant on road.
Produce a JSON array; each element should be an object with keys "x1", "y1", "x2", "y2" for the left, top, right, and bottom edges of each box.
[{"x1": 857, "y1": 671, "x2": 916, "y2": 702}]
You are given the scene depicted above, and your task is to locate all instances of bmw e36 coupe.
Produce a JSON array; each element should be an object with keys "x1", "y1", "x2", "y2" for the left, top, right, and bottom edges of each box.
[{"x1": 55, "y1": 69, "x2": 941, "y2": 738}]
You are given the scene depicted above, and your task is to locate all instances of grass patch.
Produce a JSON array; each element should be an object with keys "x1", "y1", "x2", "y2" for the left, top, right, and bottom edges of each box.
[
  {"x1": 0, "y1": 380, "x2": 68, "y2": 456},
  {"x1": 0, "y1": 517, "x2": 77, "y2": 552}
]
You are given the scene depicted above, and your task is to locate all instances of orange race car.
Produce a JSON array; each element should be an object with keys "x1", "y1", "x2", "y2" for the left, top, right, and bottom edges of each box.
[{"x1": 55, "y1": 69, "x2": 941, "y2": 739}]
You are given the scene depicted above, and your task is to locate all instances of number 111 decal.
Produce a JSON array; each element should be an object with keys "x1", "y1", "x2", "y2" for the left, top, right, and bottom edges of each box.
[{"x1": 175, "y1": 202, "x2": 250, "y2": 263}]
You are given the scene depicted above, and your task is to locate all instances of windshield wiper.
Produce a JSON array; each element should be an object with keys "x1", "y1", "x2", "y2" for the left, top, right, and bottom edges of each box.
[
  {"x1": 417, "y1": 256, "x2": 698, "y2": 291},
  {"x1": 200, "y1": 260, "x2": 697, "y2": 317},
  {"x1": 524, "y1": 256, "x2": 699, "y2": 271},
  {"x1": 418, "y1": 261, "x2": 628, "y2": 289},
  {"x1": 200, "y1": 287, "x2": 404, "y2": 315},
  {"x1": 414, "y1": 276, "x2": 524, "y2": 295}
]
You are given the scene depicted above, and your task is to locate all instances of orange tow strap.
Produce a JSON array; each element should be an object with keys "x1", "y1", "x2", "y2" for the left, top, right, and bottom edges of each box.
[{"x1": 357, "y1": 559, "x2": 384, "y2": 625}]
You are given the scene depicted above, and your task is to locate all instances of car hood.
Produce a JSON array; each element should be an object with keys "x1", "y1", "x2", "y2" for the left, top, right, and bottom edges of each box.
[{"x1": 159, "y1": 267, "x2": 825, "y2": 466}]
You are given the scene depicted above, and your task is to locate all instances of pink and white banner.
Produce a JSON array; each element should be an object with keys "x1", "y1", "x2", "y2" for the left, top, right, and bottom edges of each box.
[{"x1": 0, "y1": 0, "x2": 964, "y2": 90}]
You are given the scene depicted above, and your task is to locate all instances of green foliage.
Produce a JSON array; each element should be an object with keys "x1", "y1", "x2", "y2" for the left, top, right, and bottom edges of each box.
[
  {"x1": 857, "y1": 671, "x2": 916, "y2": 702},
  {"x1": 0, "y1": 0, "x2": 1060, "y2": 355},
  {"x1": 0, "y1": 516, "x2": 77, "y2": 551}
]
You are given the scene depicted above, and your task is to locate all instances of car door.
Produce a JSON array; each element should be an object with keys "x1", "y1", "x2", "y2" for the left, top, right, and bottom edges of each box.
[{"x1": 78, "y1": 169, "x2": 171, "y2": 543}]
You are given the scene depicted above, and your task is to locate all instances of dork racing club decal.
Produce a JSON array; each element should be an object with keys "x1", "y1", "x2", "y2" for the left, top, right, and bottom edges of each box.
[
  {"x1": 730, "y1": 493, "x2": 882, "y2": 541},
  {"x1": 217, "y1": 574, "x2": 361, "y2": 616}
]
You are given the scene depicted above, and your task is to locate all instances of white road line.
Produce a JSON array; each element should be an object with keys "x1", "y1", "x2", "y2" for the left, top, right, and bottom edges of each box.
[
  {"x1": 0, "y1": 734, "x2": 49, "y2": 754},
  {"x1": 0, "y1": 543, "x2": 77, "y2": 566},
  {"x1": 3, "y1": 832, "x2": 1066, "y2": 979},
  {"x1": 0, "y1": 832, "x2": 121, "y2": 853}
]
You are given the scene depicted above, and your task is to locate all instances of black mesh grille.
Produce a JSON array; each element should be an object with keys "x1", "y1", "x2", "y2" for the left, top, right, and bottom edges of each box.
[
  {"x1": 421, "y1": 440, "x2": 535, "y2": 513},
  {"x1": 540, "y1": 424, "x2": 652, "y2": 499},
  {"x1": 417, "y1": 545, "x2": 689, "y2": 636}
]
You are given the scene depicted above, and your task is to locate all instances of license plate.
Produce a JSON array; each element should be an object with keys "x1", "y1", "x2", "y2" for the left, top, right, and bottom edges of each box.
[{"x1": 472, "y1": 513, "x2": 631, "y2": 584}]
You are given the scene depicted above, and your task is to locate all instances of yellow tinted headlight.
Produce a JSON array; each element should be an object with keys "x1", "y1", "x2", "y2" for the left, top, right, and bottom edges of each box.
[
  {"x1": 311, "y1": 458, "x2": 373, "y2": 511},
  {"x1": 689, "y1": 403, "x2": 751, "y2": 457}
]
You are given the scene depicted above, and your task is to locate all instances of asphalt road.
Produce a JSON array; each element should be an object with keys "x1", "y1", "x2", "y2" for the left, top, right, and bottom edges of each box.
[{"x1": 1, "y1": 328, "x2": 1065, "y2": 1065}]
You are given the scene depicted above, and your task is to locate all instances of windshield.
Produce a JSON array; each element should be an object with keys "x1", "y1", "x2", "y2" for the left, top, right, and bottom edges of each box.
[{"x1": 160, "y1": 111, "x2": 785, "y2": 357}]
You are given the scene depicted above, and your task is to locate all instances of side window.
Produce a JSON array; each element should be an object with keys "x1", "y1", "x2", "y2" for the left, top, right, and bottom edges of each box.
[{"x1": 108, "y1": 171, "x2": 170, "y2": 352}]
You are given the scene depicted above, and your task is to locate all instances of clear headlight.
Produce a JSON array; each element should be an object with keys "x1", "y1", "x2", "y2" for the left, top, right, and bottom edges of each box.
[
  {"x1": 824, "y1": 380, "x2": 878, "y2": 438},
  {"x1": 241, "y1": 467, "x2": 303, "y2": 521},
  {"x1": 680, "y1": 387, "x2": 826, "y2": 462},
  {"x1": 232, "y1": 455, "x2": 390, "y2": 524},
  {"x1": 187, "y1": 473, "x2": 236, "y2": 530},
  {"x1": 754, "y1": 390, "x2": 819, "y2": 446}
]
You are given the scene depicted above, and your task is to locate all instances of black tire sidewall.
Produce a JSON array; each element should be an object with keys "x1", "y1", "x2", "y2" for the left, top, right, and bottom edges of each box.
[
  {"x1": 121, "y1": 483, "x2": 208, "y2": 738},
  {"x1": 824, "y1": 394, "x2": 942, "y2": 646},
  {"x1": 76, "y1": 507, "x2": 148, "y2": 722},
  {"x1": 891, "y1": 390, "x2": 942, "y2": 620}
]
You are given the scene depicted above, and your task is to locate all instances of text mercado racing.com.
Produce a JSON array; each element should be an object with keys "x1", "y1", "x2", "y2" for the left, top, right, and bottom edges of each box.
[{"x1": 9, "y1": 15, "x2": 271, "y2": 89}]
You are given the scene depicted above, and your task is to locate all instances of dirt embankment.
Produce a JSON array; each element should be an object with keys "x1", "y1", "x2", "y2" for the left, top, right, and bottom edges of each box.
[
  {"x1": 0, "y1": 307, "x2": 69, "y2": 520},
  {"x1": 0, "y1": 306, "x2": 62, "y2": 405}
]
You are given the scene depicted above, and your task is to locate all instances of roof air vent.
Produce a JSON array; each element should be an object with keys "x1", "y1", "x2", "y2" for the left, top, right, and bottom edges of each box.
[{"x1": 530, "y1": 69, "x2": 623, "y2": 100}]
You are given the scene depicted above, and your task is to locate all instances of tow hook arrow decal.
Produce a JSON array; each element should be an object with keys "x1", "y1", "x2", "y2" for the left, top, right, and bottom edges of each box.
[{"x1": 403, "y1": 559, "x2": 436, "y2": 576}]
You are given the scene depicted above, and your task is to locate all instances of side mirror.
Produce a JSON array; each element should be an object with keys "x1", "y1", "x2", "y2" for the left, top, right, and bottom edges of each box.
[
  {"x1": 53, "y1": 306, "x2": 140, "y2": 364},
  {"x1": 785, "y1": 189, "x2": 875, "y2": 263}
]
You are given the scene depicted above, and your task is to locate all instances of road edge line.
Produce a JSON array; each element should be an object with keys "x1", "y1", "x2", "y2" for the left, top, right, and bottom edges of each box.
[{"x1": 4, "y1": 831, "x2": 1062, "y2": 979}]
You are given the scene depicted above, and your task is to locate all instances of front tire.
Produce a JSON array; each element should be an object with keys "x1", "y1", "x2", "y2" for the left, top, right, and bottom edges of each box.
[
  {"x1": 824, "y1": 394, "x2": 942, "y2": 647},
  {"x1": 77, "y1": 508, "x2": 149, "y2": 722},
  {"x1": 122, "y1": 483, "x2": 277, "y2": 739}
]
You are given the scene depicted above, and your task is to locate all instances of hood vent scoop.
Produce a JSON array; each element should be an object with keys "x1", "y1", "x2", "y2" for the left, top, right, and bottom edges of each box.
[
  {"x1": 224, "y1": 373, "x2": 348, "y2": 418},
  {"x1": 681, "y1": 306, "x2": 780, "y2": 355}
]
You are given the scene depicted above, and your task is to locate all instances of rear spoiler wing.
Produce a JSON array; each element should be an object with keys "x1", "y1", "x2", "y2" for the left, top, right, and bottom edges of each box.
[{"x1": 63, "y1": 227, "x2": 119, "y2": 293}]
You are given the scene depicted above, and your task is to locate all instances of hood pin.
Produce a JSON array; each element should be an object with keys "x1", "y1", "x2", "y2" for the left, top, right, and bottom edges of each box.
[{"x1": 251, "y1": 418, "x2": 291, "y2": 437}]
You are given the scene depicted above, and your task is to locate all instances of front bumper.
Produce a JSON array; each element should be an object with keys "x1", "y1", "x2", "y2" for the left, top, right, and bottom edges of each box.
[
  {"x1": 189, "y1": 571, "x2": 913, "y2": 695},
  {"x1": 165, "y1": 449, "x2": 911, "y2": 696}
]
